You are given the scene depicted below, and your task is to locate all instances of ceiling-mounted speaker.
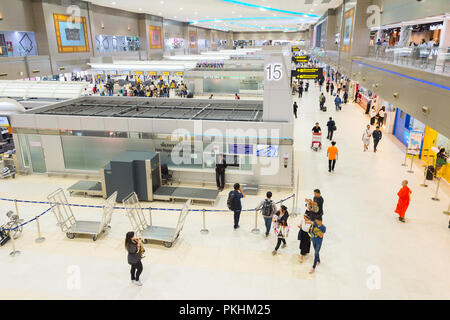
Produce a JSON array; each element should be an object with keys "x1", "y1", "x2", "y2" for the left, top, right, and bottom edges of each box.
[
  {"x1": 393, "y1": 92, "x2": 399, "y2": 98},
  {"x1": 421, "y1": 106, "x2": 430, "y2": 115}
]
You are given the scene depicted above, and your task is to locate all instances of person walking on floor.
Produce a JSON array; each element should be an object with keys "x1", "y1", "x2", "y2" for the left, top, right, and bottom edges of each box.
[
  {"x1": 372, "y1": 126, "x2": 383, "y2": 153},
  {"x1": 330, "y1": 82, "x2": 335, "y2": 96},
  {"x1": 326, "y1": 82, "x2": 330, "y2": 93},
  {"x1": 215, "y1": 154, "x2": 227, "y2": 191},
  {"x1": 305, "y1": 189, "x2": 324, "y2": 220},
  {"x1": 343, "y1": 91, "x2": 348, "y2": 104},
  {"x1": 298, "y1": 214, "x2": 312, "y2": 263},
  {"x1": 395, "y1": 180, "x2": 412, "y2": 223},
  {"x1": 362, "y1": 124, "x2": 372, "y2": 152},
  {"x1": 273, "y1": 205, "x2": 289, "y2": 229},
  {"x1": 334, "y1": 95, "x2": 342, "y2": 111},
  {"x1": 319, "y1": 93, "x2": 326, "y2": 110},
  {"x1": 309, "y1": 216, "x2": 326, "y2": 273},
  {"x1": 272, "y1": 219, "x2": 289, "y2": 255},
  {"x1": 256, "y1": 191, "x2": 278, "y2": 237},
  {"x1": 298, "y1": 84, "x2": 304, "y2": 98},
  {"x1": 125, "y1": 231, "x2": 144, "y2": 286},
  {"x1": 228, "y1": 183, "x2": 246, "y2": 229},
  {"x1": 293, "y1": 101, "x2": 298, "y2": 119},
  {"x1": 353, "y1": 89, "x2": 360, "y2": 103},
  {"x1": 326, "y1": 117, "x2": 336, "y2": 140},
  {"x1": 327, "y1": 141, "x2": 338, "y2": 173}
]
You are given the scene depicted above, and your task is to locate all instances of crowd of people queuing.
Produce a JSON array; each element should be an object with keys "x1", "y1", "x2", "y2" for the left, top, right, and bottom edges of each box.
[{"x1": 83, "y1": 75, "x2": 191, "y2": 99}]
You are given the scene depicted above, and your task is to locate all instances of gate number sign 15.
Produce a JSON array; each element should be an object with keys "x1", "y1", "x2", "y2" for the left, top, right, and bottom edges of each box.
[{"x1": 265, "y1": 64, "x2": 283, "y2": 81}]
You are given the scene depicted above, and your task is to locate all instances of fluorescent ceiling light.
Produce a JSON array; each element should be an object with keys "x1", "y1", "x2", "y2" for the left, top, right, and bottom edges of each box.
[{"x1": 221, "y1": 0, "x2": 319, "y2": 18}]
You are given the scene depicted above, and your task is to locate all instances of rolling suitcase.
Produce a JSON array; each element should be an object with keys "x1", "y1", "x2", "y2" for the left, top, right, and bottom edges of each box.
[{"x1": 322, "y1": 106, "x2": 327, "y2": 112}]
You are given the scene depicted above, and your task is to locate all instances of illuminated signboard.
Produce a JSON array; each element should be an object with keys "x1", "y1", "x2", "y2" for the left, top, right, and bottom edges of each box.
[
  {"x1": 292, "y1": 67, "x2": 324, "y2": 80},
  {"x1": 294, "y1": 55, "x2": 309, "y2": 63}
]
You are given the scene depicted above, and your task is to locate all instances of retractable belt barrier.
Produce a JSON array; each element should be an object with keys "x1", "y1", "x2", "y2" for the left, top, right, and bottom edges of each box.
[{"x1": 0, "y1": 194, "x2": 295, "y2": 232}]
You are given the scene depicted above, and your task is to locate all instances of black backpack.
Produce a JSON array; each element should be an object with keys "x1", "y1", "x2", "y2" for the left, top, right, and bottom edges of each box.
[
  {"x1": 227, "y1": 191, "x2": 239, "y2": 211},
  {"x1": 261, "y1": 199, "x2": 274, "y2": 217}
]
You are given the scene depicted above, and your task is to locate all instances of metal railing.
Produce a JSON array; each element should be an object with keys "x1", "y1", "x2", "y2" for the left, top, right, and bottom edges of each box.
[{"x1": 368, "y1": 45, "x2": 450, "y2": 75}]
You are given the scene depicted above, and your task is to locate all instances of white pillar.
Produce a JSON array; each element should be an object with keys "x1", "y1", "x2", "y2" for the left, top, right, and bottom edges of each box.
[{"x1": 436, "y1": 14, "x2": 450, "y2": 72}]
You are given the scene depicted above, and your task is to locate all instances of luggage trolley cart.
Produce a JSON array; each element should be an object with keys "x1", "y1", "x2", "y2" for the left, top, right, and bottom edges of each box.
[
  {"x1": 123, "y1": 192, "x2": 190, "y2": 248},
  {"x1": 48, "y1": 188, "x2": 118, "y2": 241},
  {"x1": 311, "y1": 132, "x2": 322, "y2": 151}
]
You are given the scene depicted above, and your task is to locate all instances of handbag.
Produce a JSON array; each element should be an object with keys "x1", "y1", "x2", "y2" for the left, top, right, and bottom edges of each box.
[{"x1": 332, "y1": 125, "x2": 337, "y2": 131}]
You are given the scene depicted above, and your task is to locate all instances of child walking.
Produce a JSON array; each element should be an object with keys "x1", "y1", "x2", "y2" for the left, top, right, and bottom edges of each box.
[{"x1": 272, "y1": 220, "x2": 290, "y2": 255}]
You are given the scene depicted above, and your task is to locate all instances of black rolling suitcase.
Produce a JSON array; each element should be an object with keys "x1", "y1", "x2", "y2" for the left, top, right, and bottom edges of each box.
[
  {"x1": 322, "y1": 106, "x2": 327, "y2": 112},
  {"x1": 426, "y1": 166, "x2": 435, "y2": 180}
]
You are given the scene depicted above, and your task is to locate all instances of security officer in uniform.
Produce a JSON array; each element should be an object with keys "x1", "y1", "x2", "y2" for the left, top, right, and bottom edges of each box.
[{"x1": 215, "y1": 154, "x2": 227, "y2": 191}]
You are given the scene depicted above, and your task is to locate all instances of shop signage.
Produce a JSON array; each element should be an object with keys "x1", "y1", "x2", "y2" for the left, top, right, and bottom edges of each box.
[
  {"x1": 162, "y1": 72, "x2": 170, "y2": 76},
  {"x1": 292, "y1": 46, "x2": 300, "y2": 52},
  {"x1": 149, "y1": 71, "x2": 157, "y2": 75},
  {"x1": 292, "y1": 67, "x2": 324, "y2": 80},
  {"x1": 294, "y1": 55, "x2": 309, "y2": 63},
  {"x1": 135, "y1": 71, "x2": 143, "y2": 75},
  {"x1": 407, "y1": 130, "x2": 424, "y2": 156}
]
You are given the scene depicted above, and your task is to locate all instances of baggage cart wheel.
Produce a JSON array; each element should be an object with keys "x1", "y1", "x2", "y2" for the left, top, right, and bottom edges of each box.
[
  {"x1": 66, "y1": 233, "x2": 75, "y2": 239},
  {"x1": 92, "y1": 235, "x2": 98, "y2": 241},
  {"x1": 163, "y1": 242, "x2": 172, "y2": 248}
]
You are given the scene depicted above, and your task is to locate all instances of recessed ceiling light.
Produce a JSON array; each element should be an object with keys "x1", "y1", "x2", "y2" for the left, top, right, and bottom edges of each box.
[
  {"x1": 194, "y1": 12, "x2": 198, "y2": 15},
  {"x1": 180, "y1": 8, "x2": 183, "y2": 10},
  {"x1": 174, "y1": 16, "x2": 177, "y2": 18},
  {"x1": 111, "y1": 1, "x2": 116, "y2": 4},
  {"x1": 160, "y1": 1, "x2": 164, "y2": 4},
  {"x1": 138, "y1": 8, "x2": 142, "y2": 11}
]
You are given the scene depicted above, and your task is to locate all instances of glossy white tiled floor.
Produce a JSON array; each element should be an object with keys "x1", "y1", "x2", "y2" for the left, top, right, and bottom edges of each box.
[{"x1": 0, "y1": 83, "x2": 449, "y2": 300}]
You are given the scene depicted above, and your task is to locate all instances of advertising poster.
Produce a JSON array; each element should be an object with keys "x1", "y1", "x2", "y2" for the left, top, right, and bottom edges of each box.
[
  {"x1": 149, "y1": 26, "x2": 162, "y2": 49},
  {"x1": 53, "y1": 14, "x2": 90, "y2": 53},
  {"x1": 341, "y1": 8, "x2": 355, "y2": 52},
  {"x1": 189, "y1": 30, "x2": 197, "y2": 48},
  {"x1": 407, "y1": 130, "x2": 424, "y2": 156}
]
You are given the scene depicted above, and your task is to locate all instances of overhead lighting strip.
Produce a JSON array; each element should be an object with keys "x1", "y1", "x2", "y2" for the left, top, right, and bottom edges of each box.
[{"x1": 221, "y1": 0, "x2": 319, "y2": 17}]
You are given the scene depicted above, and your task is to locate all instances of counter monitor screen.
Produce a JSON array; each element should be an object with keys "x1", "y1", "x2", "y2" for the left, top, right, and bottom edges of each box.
[
  {"x1": 257, "y1": 145, "x2": 279, "y2": 157},
  {"x1": 0, "y1": 116, "x2": 10, "y2": 127}
]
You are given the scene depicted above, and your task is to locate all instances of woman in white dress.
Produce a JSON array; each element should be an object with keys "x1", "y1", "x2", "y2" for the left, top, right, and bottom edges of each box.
[{"x1": 362, "y1": 124, "x2": 372, "y2": 152}]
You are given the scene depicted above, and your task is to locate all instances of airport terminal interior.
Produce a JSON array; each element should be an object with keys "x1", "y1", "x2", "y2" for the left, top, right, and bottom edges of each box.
[{"x1": 0, "y1": 0, "x2": 449, "y2": 301}]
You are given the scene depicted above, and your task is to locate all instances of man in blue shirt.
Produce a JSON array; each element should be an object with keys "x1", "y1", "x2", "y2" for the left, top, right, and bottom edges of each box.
[
  {"x1": 334, "y1": 95, "x2": 342, "y2": 111},
  {"x1": 309, "y1": 216, "x2": 326, "y2": 273},
  {"x1": 372, "y1": 126, "x2": 383, "y2": 153},
  {"x1": 229, "y1": 183, "x2": 246, "y2": 229}
]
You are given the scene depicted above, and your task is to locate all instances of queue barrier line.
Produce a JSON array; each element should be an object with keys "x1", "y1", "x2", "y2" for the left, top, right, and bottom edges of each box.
[{"x1": 0, "y1": 194, "x2": 295, "y2": 232}]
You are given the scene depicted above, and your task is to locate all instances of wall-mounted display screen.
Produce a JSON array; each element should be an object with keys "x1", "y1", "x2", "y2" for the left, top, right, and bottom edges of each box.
[
  {"x1": 256, "y1": 145, "x2": 279, "y2": 157},
  {"x1": 228, "y1": 144, "x2": 253, "y2": 155}
]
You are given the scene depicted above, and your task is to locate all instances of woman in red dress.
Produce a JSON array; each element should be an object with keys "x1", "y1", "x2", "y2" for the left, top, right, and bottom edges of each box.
[{"x1": 395, "y1": 180, "x2": 412, "y2": 223}]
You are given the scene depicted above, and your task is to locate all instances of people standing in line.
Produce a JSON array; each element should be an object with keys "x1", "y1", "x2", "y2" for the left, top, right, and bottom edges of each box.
[
  {"x1": 435, "y1": 148, "x2": 448, "y2": 173},
  {"x1": 377, "y1": 106, "x2": 386, "y2": 127},
  {"x1": 326, "y1": 117, "x2": 336, "y2": 140},
  {"x1": 334, "y1": 95, "x2": 342, "y2": 111},
  {"x1": 256, "y1": 191, "x2": 278, "y2": 237},
  {"x1": 369, "y1": 106, "x2": 378, "y2": 125},
  {"x1": 293, "y1": 101, "x2": 298, "y2": 119},
  {"x1": 298, "y1": 83, "x2": 304, "y2": 98},
  {"x1": 125, "y1": 231, "x2": 144, "y2": 286},
  {"x1": 372, "y1": 126, "x2": 383, "y2": 153},
  {"x1": 327, "y1": 141, "x2": 338, "y2": 173},
  {"x1": 395, "y1": 180, "x2": 412, "y2": 223},
  {"x1": 228, "y1": 183, "x2": 246, "y2": 229},
  {"x1": 343, "y1": 91, "x2": 348, "y2": 104},
  {"x1": 272, "y1": 220, "x2": 290, "y2": 255},
  {"x1": 309, "y1": 217, "x2": 326, "y2": 273},
  {"x1": 319, "y1": 93, "x2": 326, "y2": 110},
  {"x1": 336, "y1": 82, "x2": 341, "y2": 95},
  {"x1": 215, "y1": 154, "x2": 227, "y2": 191},
  {"x1": 298, "y1": 214, "x2": 312, "y2": 263},
  {"x1": 305, "y1": 189, "x2": 324, "y2": 220},
  {"x1": 362, "y1": 124, "x2": 372, "y2": 152},
  {"x1": 330, "y1": 82, "x2": 335, "y2": 96}
]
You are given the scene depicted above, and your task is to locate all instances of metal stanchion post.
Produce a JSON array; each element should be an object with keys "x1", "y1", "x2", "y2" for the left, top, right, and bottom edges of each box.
[
  {"x1": 148, "y1": 207, "x2": 152, "y2": 226},
  {"x1": 443, "y1": 202, "x2": 449, "y2": 215},
  {"x1": 420, "y1": 166, "x2": 428, "y2": 187},
  {"x1": 9, "y1": 227, "x2": 20, "y2": 257},
  {"x1": 14, "y1": 199, "x2": 20, "y2": 217},
  {"x1": 407, "y1": 154, "x2": 415, "y2": 173},
  {"x1": 291, "y1": 194, "x2": 297, "y2": 217},
  {"x1": 432, "y1": 177, "x2": 441, "y2": 201},
  {"x1": 401, "y1": 151, "x2": 408, "y2": 167},
  {"x1": 35, "y1": 216, "x2": 45, "y2": 243},
  {"x1": 200, "y1": 209, "x2": 209, "y2": 234},
  {"x1": 251, "y1": 209, "x2": 260, "y2": 234}
]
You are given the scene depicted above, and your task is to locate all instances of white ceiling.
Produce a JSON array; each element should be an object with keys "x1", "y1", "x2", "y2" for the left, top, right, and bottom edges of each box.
[{"x1": 87, "y1": 0, "x2": 343, "y2": 32}]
